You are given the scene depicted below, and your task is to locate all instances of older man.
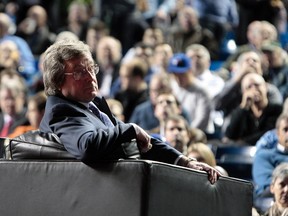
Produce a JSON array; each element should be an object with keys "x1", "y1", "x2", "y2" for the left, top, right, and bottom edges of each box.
[{"x1": 39, "y1": 39, "x2": 220, "y2": 184}]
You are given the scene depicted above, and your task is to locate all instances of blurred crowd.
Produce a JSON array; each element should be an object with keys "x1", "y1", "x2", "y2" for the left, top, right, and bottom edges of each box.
[{"x1": 1, "y1": 0, "x2": 288, "y2": 215}]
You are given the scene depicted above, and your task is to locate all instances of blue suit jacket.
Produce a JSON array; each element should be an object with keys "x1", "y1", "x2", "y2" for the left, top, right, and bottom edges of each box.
[{"x1": 40, "y1": 95, "x2": 181, "y2": 164}]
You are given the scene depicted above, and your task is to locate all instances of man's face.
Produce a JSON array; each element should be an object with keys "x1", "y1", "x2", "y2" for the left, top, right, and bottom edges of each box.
[
  {"x1": 270, "y1": 176, "x2": 288, "y2": 209},
  {"x1": 277, "y1": 119, "x2": 288, "y2": 148},
  {"x1": 164, "y1": 119, "x2": 190, "y2": 152},
  {"x1": 0, "y1": 88, "x2": 16, "y2": 116},
  {"x1": 186, "y1": 49, "x2": 209, "y2": 76},
  {"x1": 60, "y1": 56, "x2": 98, "y2": 103},
  {"x1": 241, "y1": 74, "x2": 267, "y2": 104},
  {"x1": 154, "y1": 94, "x2": 180, "y2": 122},
  {"x1": 178, "y1": 9, "x2": 197, "y2": 32}
]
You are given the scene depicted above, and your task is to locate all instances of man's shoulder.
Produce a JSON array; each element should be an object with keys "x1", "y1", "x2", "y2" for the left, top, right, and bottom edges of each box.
[
  {"x1": 256, "y1": 129, "x2": 277, "y2": 151},
  {"x1": 255, "y1": 146, "x2": 277, "y2": 159}
]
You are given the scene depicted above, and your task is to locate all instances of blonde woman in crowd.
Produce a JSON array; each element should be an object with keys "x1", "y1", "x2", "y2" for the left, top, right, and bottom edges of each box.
[{"x1": 187, "y1": 142, "x2": 228, "y2": 176}]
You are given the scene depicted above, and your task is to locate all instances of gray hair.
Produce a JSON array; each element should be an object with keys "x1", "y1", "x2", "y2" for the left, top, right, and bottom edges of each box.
[
  {"x1": 271, "y1": 162, "x2": 288, "y2": 184},
  {"x1": 42, "y1": 39, "x2": 92, "y2": 96}
]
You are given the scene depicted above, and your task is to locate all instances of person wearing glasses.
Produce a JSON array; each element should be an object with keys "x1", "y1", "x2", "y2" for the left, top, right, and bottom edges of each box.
[{"x1": 39, "y1": 39, "x2": 220, "y2": 184}]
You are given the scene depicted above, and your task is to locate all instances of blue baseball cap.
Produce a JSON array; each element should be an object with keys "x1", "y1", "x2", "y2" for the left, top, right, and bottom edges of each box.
[{"x1": 168, "y1": 53, "x2": 191, "y2": 73}]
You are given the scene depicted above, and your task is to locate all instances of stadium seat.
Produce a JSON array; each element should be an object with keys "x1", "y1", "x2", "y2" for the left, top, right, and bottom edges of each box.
[{"x1": 214, "y1": 145, "x2": 256, "y2": 181}]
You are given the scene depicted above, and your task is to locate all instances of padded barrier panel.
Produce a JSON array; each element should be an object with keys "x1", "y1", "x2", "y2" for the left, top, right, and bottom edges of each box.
[
  {"x1": 0, "y1": 160, "x2": 253, "y2": 216},
  {"x1": 147, "y1": 162, "x2": 253, "y2": 216}
]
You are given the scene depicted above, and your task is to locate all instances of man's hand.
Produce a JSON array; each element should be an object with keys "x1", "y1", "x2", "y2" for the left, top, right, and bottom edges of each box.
[
  {"x1": 178, "y1": 156, "x2": 221, "y2": 184},
  {"x1": 187, "y1": 161, "x2": 221, "y2": 184},
  {"x1": 240, "y1": 91, "x2": 254, "y2": 109},
  {"x1": 131, "y1": 123, "x2": 152, "y2": 153}
]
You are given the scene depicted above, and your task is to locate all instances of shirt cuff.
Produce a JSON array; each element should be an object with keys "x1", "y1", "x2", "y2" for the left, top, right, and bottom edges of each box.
[{"x1": 174, "y1": 155, "x2": 184, "y2": 165}]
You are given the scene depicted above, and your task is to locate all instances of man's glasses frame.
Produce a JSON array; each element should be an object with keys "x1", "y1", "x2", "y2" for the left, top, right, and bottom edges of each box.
[{"x1": 65, "y1": 63, "x2": 99, "y2": 81}]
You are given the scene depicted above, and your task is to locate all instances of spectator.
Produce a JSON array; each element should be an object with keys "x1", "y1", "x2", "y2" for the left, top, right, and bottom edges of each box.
[
  {"x1": 16, "y1": 5, "x2": 56, "y2": 57},
  {"x1": 0, "y1": 40, "x2": 20, "y2": 71},
  {"x1": 129, "y1": 72, "x2": 173, "y2": 130},
  {"x1": 57, "y1": 1, "x2": 90, "y2": 41},
  {"x1": 261, "y1": 21, "x2": 279, "y2": 43},
  {"x1": 120, "y1": 41, "x2": 155, "y2": 85},
  {"x1": 214, "y1": 51, "x2": 283, "y2": 134},
  {"x1": 261, "y1": 41, "x2": 288, "y2": 100},
  {"x1": 139, "y1": 0, "x2": 176, "y2": 26},
  {"x1": 85, "y1": 18, "x2": 109, "y2": 59},
  {"x1": 255, "y1": 97, "x2": 288, "y2": 151},
  {"x1": 185, "y1": 43, "x2": 225, "y2": 138},
  {"x1": 221, "y1": 20, "x2": 279, "y2": 76},
  {"x1": 150, "y1": 43, "x2": 173, "y2": 75},
  {"x1": 114, "y1": 57, "x2": 149, "y2": 121},
  {"x1": 122, "y1": 27, "x2": 164, "y2": 64},
  {"x1": 262, "y1": 162, "x2": 288, "y2": 216},
  {"x1": 142, "y1": 27, "x2": 165, "y2": 47},
  {"x1": 96, "y1": 36, "x2": 122, "y2": 98},
  {"x1": 0, "y1": 12, "x2": 36, "y2": 83},
  {"x1": 39, "y1": 39, "x2": 220, "y2": 183},
  {"x1": 159, "y1": 114, "x2": 207, "y2": 154},
  {"x1": 4, "y1": 1, "x2": 18, "y2": 25},
  {"x1": 191, "y1": 0, "x2": 239, "y2": 46},
  {"x1": 224, "y1": 73, "x2": 282, "y2": 145},
  {"x1": 100, "y1": 0, "x2": 149, "y2": 54},
  {"x1": 253, "y1": 117, "x2": 288, "y2": 203},
  {"x1": 186, "y1": 142, "x2": 228, "y2": 176},
  {"x1": 235, "y1": 0, "x2": 286, "y2": 45},
  {"x1": 168, "y1": 53, "x2": 212, "y2": 133},
  {"x1": 0, "y1": 83, "x2": 28, "y2": 137},
  {"x1": 8, "y1": 91, "x2": 46, "y2": 138},
  {"x1": 167, "y1": 6, "x2": 219, "y2": 60},
  {"x1": 185, "y1": 44, "x2": 225, "y2": 99},
  {"x1": 0, "y1": 68, "x2": 27, "y2": 114},
  {"x1": 149, "y1": 91, "x2": 190, "y2": 135}
]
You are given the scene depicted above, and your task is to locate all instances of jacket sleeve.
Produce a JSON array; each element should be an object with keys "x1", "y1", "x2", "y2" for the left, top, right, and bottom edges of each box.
[
  {"x1": 141, "y1": 137, "x2": 182, "y2": 164},
  {"x1": 42, "y1": 102, "x2": 137, "y2": 162}
]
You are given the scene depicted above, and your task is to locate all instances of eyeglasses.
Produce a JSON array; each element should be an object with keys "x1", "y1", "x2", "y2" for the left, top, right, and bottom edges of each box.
[{"x1": 65, "y1": 63, "x2": 99, "y2": 81}]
